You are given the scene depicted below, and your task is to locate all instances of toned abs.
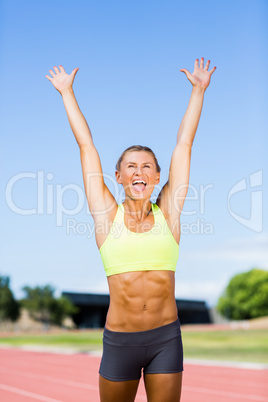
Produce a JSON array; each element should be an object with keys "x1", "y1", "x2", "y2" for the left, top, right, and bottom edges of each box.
[{"x1": 106, "y1": 270, "x2": 178, "y2": 331}]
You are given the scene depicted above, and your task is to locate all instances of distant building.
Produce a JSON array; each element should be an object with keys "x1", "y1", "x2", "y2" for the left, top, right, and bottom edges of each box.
[{"x1": 62, "y1": 292, "x2": 211, "y2": 328}]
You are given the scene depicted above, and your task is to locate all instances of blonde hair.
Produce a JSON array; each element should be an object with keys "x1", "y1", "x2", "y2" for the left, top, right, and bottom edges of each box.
[{"x1": 115, "y1": 145, "x2": 161, "y2": 173}]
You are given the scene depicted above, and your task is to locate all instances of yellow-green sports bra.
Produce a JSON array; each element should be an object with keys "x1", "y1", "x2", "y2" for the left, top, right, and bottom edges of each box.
[{"x1": 99, "y1": 202, "x2": 179, "y2": 277}]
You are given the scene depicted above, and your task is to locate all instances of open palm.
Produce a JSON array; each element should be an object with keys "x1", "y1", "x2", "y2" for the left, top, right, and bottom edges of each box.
[
  {"x1": 180, "y1": 58, "x2": 216, "y2": 90},
  {"x1": 45, "y1": 65, "x2": 79, "y2": 94}
]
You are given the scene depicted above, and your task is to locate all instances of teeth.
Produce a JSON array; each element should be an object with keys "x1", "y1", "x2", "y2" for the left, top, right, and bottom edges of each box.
[{"x1": 133, "y1": 180, "x2": 146, "y2": 185}]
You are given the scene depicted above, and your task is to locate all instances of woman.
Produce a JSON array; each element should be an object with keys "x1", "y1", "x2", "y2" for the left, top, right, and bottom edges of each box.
[{"x1": 46, "y1": 58, "x2": 216, "y2": 402}]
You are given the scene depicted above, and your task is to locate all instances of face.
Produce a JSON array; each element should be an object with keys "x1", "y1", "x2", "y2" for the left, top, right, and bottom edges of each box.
[{"x1": 115, "y1": 151, "x2": 160, "y2": 199}]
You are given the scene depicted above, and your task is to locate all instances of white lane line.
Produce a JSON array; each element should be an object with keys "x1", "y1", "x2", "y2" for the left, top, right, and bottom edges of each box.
[
  {"x1": 0, "y1": 368, "x2": 147, "y2": 401},
  {"x1": 0, "y1": 384, "x2": 62, "y2": 402},
  {"x1": 0, "y1": 367, "x2": 99, "y2": 391},
  {"x1": 2, "y1": 367, "x2": 266, "y2": 401},
  {"x1": 184, "y1": 358, "x2": 268, "y2": 370},
  {"x1": 181, "y1": 370, "x2": 267, "y2": 389},
  {"x1": 183, "y1": 385, "x2": 267, "y2": 401}
]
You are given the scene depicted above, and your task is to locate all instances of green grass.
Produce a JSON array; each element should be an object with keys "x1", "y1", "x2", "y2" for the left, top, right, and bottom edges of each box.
[
  {"x1": 0, "y1": 329, "x2": 267, "y2": 364},
  {"x1": 0, "y1": 330, "x2": 103, "y2": 351},
  {"x1": 181, "y1": 329, "x2": 268, "y2": 364}
]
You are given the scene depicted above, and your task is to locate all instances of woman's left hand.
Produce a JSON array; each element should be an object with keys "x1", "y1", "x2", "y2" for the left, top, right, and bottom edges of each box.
[{"x1": 180, "y1": 58, "x2": 216, "y2": 90}]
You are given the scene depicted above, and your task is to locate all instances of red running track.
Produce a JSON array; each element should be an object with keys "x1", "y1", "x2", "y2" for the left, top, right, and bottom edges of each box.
[{"x1": 0, "y1": 348, "x2": 267, "y2": 401}]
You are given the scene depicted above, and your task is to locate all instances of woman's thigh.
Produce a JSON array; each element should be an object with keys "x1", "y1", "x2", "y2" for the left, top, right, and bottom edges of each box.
[
  {"x1": 144, "y1": 372, "x2": 183, "y2": 402},
  {"x1": 99, "y1": 375, "x2": 140, "y2": 402}
]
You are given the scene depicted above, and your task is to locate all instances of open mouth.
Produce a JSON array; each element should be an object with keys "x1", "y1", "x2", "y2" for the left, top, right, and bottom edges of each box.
[{"x1": 132, "y1": 180, "x2": 147, "y2": 192}]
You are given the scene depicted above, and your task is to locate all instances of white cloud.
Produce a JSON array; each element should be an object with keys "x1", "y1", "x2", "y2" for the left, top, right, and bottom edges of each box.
[
  {"x1": 184, "y1": 233, "x2": 268, "y2": 268},
  {"x1": 175, "y1": 279, "x2": 229, "y2": 307},
  {"x1": 71, "y1": 280, "x2": 109, "y2": 295},
  {"x1": 90, "y1": 280, "x2": 109, "y2": 294}
]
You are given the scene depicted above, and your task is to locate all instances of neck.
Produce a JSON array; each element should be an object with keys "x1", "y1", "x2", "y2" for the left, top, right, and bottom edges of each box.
[{"x1": 123, "y1": 198, "x2": 152, "y2": 221}]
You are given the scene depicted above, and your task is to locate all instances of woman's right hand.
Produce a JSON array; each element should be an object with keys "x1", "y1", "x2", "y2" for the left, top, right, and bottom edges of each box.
[{"x1": 45, "y1": 65, "x2": 79, "y2": 94}]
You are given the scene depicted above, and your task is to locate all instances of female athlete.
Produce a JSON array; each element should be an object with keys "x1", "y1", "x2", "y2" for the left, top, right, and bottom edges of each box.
[{"x1": 46, "y1": 57, "x2": 216, "y2": 402}]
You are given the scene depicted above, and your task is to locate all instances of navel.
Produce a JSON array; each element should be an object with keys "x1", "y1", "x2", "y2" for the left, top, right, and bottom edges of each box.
[{"x1": 143, "y1": 304, "x2": 147, "y2": 310}]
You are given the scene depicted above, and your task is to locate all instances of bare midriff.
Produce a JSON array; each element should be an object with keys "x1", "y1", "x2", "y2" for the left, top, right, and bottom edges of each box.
[{"x1": 105, "y1": 270, "x2": 178, "y2": 332}]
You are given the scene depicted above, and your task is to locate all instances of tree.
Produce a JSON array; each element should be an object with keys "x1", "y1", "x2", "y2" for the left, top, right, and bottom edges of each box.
[
  {"x1": 217, "y1": 268, "x2": 268, "y2": 320},
  {"x1": 0, "y1": 275, "x2": 20, "y2": 322},
  {"x1": 50, "y1": 296, "x2": 79, "y2": 326},
  {"x1": 21, "y1": 284, "x2": 79, "y2": 328}
]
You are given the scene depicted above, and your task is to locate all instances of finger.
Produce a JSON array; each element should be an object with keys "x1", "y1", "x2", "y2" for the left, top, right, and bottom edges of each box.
[
  {"x1": 205, "y1": 59, "x2": 210, "y2": 71},
  {"x1": 180, "y1": 68, "x2": 190, "y2": 79},
  {"x1": 54, "y1": 66, "x2": 60, "y2": 74},
  {"x1": 59, "y1": 65, "x2": 65, "y2": 73},
  {"x1": 45, "y1": 74, "x2": 52, "y2": 82},
  {"x1": 49, "y1": 69, "x2": 56, "y2": 78},
  {"x1": 194, "y1": 59, "x2": 199, "y2": 70},
  {"x1": 209, "y1": 66, "x2": 217, "y2": 75},
  {"x1": 200, "y1": 57, "x2": 204, "y2": 69},
  {"x1": 71, "y1": 67, "x2": 79, "y2": 77}
]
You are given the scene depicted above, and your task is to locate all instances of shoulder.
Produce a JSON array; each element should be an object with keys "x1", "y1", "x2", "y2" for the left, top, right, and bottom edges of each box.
[
  {"x1": 155, "y1": 199, "x2": 181, "y2": 245},
  {"x1": 155, "y1": 199, "x2": 169, "y2": 220},
  {"x1": 94, "y1": 201, "x2": 120, "y2": 250}
]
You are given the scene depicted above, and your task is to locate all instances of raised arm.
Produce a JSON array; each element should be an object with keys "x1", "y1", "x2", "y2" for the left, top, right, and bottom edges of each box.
[
  {"x1": 157, "y1": 58, "x2": 216, "y2": 214},
  {"x1": 176, "y1": 58, "x2": 216, "y2": 145},
  {"x1": 46, "y1": 66, "x2": 116, "y2": 216}
]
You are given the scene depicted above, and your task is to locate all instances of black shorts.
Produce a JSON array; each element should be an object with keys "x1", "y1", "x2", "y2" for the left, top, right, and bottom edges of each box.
[{"x1": 99, "y1": 317, "x2": 184, "y2": 382}]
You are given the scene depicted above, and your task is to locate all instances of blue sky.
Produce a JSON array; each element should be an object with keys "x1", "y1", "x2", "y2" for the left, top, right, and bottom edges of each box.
[{"x1": 1, "y1": 0, "x2": 267, "y2": 308}]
